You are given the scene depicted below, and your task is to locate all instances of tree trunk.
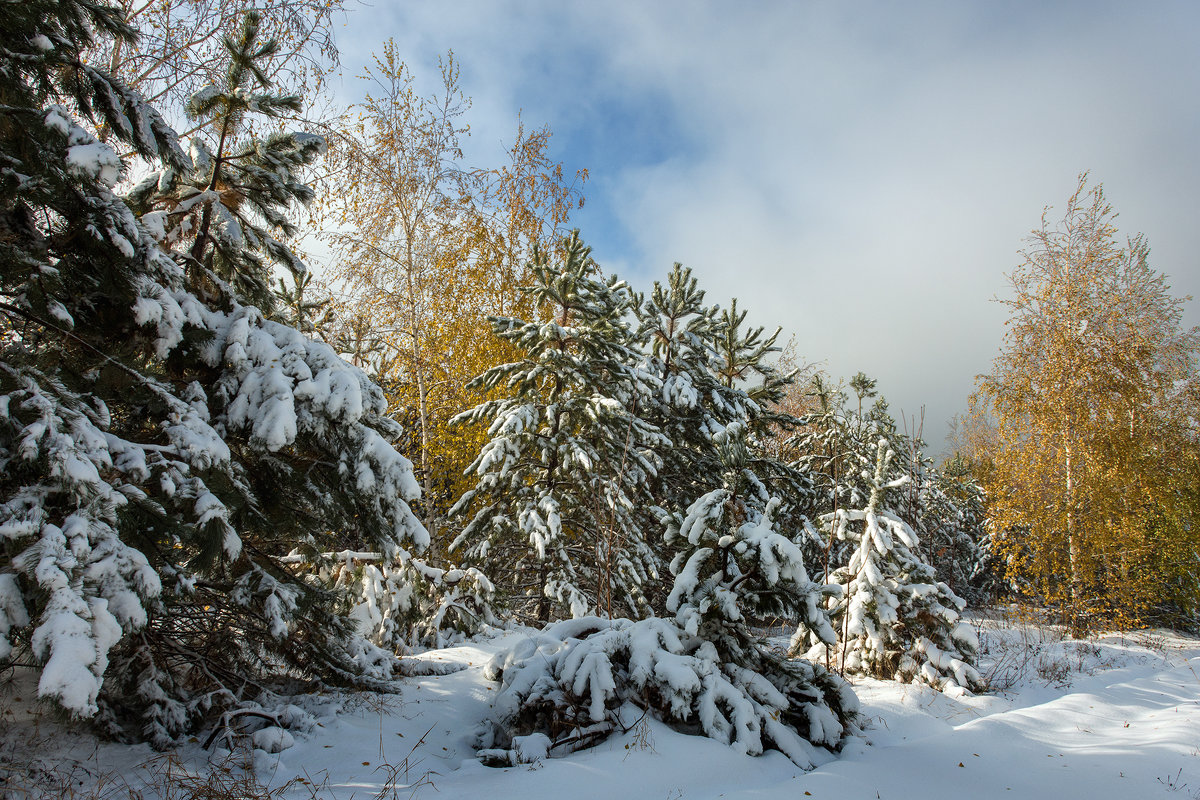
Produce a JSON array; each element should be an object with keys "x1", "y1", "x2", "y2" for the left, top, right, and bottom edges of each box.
[
  {"x1": 415, "y1": 360, "x2": 434, "y2": 539},
  {"x1": 536, "y1": 563, "x2": 550, "y2": 625},
  {"x1": 1064, "y1": 428, "x2": 1083, "y2": 611},
  {"x1": 402, "y1": 232, "x2": 436, "y2": 542}
]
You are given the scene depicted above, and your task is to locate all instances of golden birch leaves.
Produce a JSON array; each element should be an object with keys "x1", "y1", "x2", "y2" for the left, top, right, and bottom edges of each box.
[{"x1": 976, "y1": 175, "x2": 1200, "y2": 628}]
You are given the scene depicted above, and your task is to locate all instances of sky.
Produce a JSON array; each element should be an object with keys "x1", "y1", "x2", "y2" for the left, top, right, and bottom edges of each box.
[{"x1": 326, "y1": 0, "x2": 1200, "y2": 450}]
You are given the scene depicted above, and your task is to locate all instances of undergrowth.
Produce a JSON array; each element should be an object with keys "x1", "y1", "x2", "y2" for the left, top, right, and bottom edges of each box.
[
  {"x1": 0, "y1": 680, "x2": 435, "y2": 800},
  {"x1": 973, "y1": 606, "x2": 1133, "y2": 691}
]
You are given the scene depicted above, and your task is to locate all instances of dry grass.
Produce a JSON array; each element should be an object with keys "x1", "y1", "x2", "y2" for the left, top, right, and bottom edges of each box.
[
  {"x1": 1, "y1": 740, "x2": 299, "y2": 800},
  {"x1": 974, "y1": 606, "x2": 1129, "y2": 691}
]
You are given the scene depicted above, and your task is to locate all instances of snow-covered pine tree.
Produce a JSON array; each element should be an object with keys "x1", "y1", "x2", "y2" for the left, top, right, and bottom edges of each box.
[
  {"x1": 790, "y1": 372, "x2": 919, "y2": 581},
  {"x1": 637, "y1": 268, "x2": 804, "y2": 486},
  {"x1": 661, "y1": 422, "x2": 855, "y2": 753},
  {"x1": 879, "y1": 431, "x2": 985, "y2": 604},
  {"x1": 829, "y1": 373, "x2": 896, "y2": 510},
  {"x1": 0, "y1": 3, "x2": 427, "y2": 747},
  {"x1": 798, "y1": 440, "x2": 984, "y2": 692},
  {"x1": 635, "y1": 264, "x2": 725, "y2": 505},
  {"x1": 848, "y1": 406, "x2": 994, "y2": 610},
  {"x1": 713, "y1": 300, "x2": 787, "y2": 405},
  {"x1": 477, "y1": 423, "x2": 858, "y2": 768},
  {"x1": 930, "y1": 456, "x2": 999, "y2": 604},
  {"x1": 125, "y1": 12, "x2": 319, "y2": 311},
  {"x1": 635, "y1": 268, "x2": 815, "y2": 607},
  {"x1": 710, "y1": 299, "x2": 815, "y2": 530},
  {"x1": 451, "y1": 233, "x2": 667, "y2": 622},
  {"x1": 308, "y1": 551, "x2": 496, "y2": 651},
  {"x1": 0, "y1": 0, "x2": 187, "y2": 726},
  {"x1": 788, "y1": 375, "x2": 858, "y2": 575},
  {"x1": 634, "y1": 264, "x2": 731, "y2": 609}
]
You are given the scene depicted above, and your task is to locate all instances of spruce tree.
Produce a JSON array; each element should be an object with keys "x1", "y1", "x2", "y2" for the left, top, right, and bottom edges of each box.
[
  {"x1": 451, "y1": 233, "x2": 666, "y2": 622},
  {"x1": 0, "y1": 3, "x2": 427, "y2": 746}
]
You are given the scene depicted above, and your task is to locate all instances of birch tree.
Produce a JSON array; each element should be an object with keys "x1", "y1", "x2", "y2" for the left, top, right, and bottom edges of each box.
[
  {"x1": 322, "y1": 46, "x2": 469, "y2": 541},
  {"x1": 323, "y1": 46, "x2": 583, "y2": 541},
  {"x1": 978, "y1": 175, "x2": 1200, "y2": 628}
]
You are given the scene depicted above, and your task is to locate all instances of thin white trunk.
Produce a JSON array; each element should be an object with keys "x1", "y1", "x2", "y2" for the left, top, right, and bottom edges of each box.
[
  {"x1": 405, "y1": 232, "x2": 435, "y2": 542},
  {"x1": 1064, "y1": 427, "x2": 1081, "y2": 604}
]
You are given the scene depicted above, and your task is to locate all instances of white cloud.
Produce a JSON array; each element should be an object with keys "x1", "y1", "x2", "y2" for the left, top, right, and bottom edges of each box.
[{"x1": 333, "y1": 0, "x2": 1200, "y2": 448}]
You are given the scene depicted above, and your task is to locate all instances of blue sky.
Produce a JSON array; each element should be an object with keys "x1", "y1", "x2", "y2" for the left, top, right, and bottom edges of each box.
[{"x1": 328, "y1": 0, "x2": 1200, "y2": 448}]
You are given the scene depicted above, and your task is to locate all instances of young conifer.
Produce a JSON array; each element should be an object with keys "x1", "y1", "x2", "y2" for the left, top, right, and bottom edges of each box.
[
  {"x1": 451, "y1": 232, "x2": 666, "y2": 622},
  {"x1": 799, "y1": 441, "x2": 984, "y2": 692},
  {"x1": 477, "y1": 424, "x2": 858, "y2": 768}
]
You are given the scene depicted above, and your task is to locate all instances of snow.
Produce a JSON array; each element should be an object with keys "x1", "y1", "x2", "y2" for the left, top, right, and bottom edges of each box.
[
  {"x1": 2, "y1": 618, "x2": 1196, "y2": 799},
  {"x1": 187, "y1": 84, "x2": 222, "y2": 110},
  {"x1": 66, "y1": 143, "x2": 122, "y2": 187},
  {"x1": 290, "y1": 131, "x2": 328, "y2": 155},
  {"x1": 251, "y1": 726, "x2": 295, "y2": 754},
  {"x1": 0, "y1": 574, "x2": 29, "y2": 659}
]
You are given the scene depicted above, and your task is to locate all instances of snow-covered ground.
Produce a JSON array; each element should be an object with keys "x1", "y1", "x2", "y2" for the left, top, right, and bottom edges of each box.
[{"x1": 4, "y1": 615, "x2": 1199, "y2": 799}]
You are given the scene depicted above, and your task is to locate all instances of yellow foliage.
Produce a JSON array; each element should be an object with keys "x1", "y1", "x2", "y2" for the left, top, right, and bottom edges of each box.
[
  {"x1": 976, "y1": 174, "x2": 1200, "y2": 631},
  {"x1": 319, "y1": 45, "x2": 584, "y2": 551}
]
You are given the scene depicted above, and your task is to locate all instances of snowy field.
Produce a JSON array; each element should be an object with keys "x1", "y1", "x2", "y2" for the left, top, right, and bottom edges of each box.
[{"x1": 4, "y1": 614, "x2": 1199, "y2": 800}]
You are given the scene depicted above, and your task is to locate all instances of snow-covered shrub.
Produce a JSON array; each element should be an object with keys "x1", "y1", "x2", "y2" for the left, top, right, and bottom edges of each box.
[
  {"x1": 477, "y1": 425, "x2": 859, "y2": 767},
  {"x1": 798, "y1": 440, "x2": 984, "y2": 692},
  {"x1": 479, "y1": 616, "x2": 856, "y2": 769}
]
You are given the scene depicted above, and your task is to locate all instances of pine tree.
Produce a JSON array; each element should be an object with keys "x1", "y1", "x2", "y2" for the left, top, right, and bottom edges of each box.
[
  {"x1": 1, "y1": 0, "x2": 190, "y2": 723},
  {"x1": 87, "y1": 0, "x2": 343, "y2": 130},
  {"x1": 711, "y1": 297, "x2": 809, "y2": 495},
  {"x1": 125, "y1": 12, "x2": 320, "y2": 310},
  {"x1": 879, "y1": 415, "x2": 991, "y2": 601},
  {"x1": 0, "y1": 3, "x2": 427, "y2": 746},
  {"x1": 800, "y1": 441, "x2": 983, "y2": 692},
  {"x1": 666, "y1": 424, "x2": 836, "y2": 654},
  {"x1": 929, "y1": 456, "x2": 997, "y2": 604},
  {"x1": 273, "y1": 271, "x2": 334, "y2": 338},
  {"x1": 451, "y1": 233, "x2": 666, "y2": 622},
  {"x1": 476, "y1": 423, "x2": 859, "y2": 768},
  {"x1": 795, "y1": 373, "x2": 896, "y2": 515},
  {"x1": 662, "y1": 424, "x2": 855, "y2": 758},
  {"x1": 790, "y1": 373, "x2": 896, "y2": 580},
  {"x1": 635, "y1": 267, "x2": 814, "y2": 601},
  {"x1": 633, "y1": 263, "x2": 731, "y2": 607},
  {"x1": 636, "y1": 264, "x2": 724, "y2": 495},
  {"x1": 317, "y1": 552, "x2": 496, "y2": 652}
]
